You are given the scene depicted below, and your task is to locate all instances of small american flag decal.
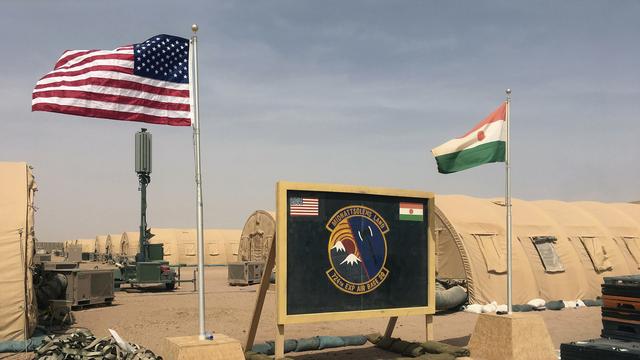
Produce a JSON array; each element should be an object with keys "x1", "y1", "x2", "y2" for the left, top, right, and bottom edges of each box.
[{"x1": 290, "y1": 197, "x2": 319, "y2": 216}]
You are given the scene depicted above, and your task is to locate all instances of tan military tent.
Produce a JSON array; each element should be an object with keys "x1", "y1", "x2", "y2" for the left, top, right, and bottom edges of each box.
[
  {"x1": 95, "y1": 235, "x2": 109, "y2": 255},
  {"x1": 238, "y1": 211, "x2": 275, "y2": 262},
  {"x1": 0, "y1": 162, "x2": 38, "y2": 341},
  {"x1": 119, "y1": 229, "x2": 241, "y2": 265},
  {"x1": 75, "y1": 238, "x2": 96, "y2": 254},
  {"x1": 435, "y1": 195, "x2": 640, "y2": 305},
  {"x1": 108, "y1": 233, "x2": 122, "y2": 256},
  {"x1": 62, "y1": 240, "x2": 73, "y2": 254},
  {"x1": 147, "y1": 229, "x2": 181, "y2": 265},
  {"x1": 173, "y1": 229, "x2": 241, "y2": 265},
  {"x1": 120, "y1": 231, "x2": 139, "y2": 258}
]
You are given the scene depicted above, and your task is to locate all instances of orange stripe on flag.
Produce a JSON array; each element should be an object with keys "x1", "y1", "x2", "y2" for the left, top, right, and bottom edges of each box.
[{"x1": 399, "y1": 202, "x2": 422, "y2": 210}]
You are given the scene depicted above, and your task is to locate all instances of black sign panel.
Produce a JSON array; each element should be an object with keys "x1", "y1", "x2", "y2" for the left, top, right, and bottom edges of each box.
[{"x1": 285, "y1": 189, "x2": 429, "y2": 316}]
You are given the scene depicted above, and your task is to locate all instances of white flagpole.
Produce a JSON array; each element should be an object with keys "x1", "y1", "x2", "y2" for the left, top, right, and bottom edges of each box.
[
  {"x1": 505, "y1": 88, "x2": 513, "y2": 314},
  {"x1": 189, "y1": 24, "x2": 207, "y2": 339}
]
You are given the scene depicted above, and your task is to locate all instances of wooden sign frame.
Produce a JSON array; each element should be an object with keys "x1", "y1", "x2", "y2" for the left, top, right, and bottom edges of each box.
[{"x1": 245, "y1": 181, "x2": 436, "y2": 359}]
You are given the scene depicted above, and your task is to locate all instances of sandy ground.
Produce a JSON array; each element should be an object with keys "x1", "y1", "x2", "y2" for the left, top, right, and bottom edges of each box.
[{"x1": 6, "y1": 267, "x2": 602, "y2": 359}]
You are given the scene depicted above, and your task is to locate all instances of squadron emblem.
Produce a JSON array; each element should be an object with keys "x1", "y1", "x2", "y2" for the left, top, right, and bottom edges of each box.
[{"x1": 326, "y1": 205, "x2": 389, "y2": 295}]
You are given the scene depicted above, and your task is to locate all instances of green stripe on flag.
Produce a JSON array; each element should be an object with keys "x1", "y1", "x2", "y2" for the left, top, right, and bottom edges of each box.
[
  {"x1": 435, "y1": 141, "x2": 505, "y2": 174},
  {"x1": 400, "y1": 214, "x2": 423, "y2": 221}
]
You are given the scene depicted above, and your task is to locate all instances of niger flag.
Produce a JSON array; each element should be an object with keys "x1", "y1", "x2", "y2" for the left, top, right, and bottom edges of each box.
[{"x1": 432, "y1": 103, "x2": 506, "y2": 174}]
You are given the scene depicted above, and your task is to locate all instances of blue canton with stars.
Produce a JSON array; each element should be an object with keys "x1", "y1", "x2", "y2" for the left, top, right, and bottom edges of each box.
[{"x1": 133, "y1": 34, "x2": 189, "y2": 84}]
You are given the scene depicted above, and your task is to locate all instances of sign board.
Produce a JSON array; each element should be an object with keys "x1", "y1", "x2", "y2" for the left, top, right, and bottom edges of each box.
[{"x1": 276, "y1": 181, "x2": 435, "y2": 324}]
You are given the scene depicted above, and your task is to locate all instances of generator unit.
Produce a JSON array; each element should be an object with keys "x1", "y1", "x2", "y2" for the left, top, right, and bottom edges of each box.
[
  {"x1": 228, "y1": 261, "x2": 266, "y2": 286},
  {"x1": 36, "y1": 262, "x2": 115, "y2": 310}
]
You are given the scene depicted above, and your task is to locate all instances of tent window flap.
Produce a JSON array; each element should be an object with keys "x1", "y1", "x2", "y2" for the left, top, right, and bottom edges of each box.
[
  {"x1": 184, "y1": 243, "x2": 196, "y2": 256},
  {"x1": 208, "y1": 243, "x2": 220, "y2": 256},
  {"x1": 623, "y1": 237, "x2": 640, "y2": 269},
  {"x1": 472, "y1": 234, "x2": 507, "y2": 274},
  {"x1": 531, "y1": 236, "x2": 565, "y2": 273},
  {"x1": 579, "y1": 236, "x2": 613, "y2": 272}
]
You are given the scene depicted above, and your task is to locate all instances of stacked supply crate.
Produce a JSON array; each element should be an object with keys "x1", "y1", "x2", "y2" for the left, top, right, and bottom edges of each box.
[
  {"x1": 602, "y1": 275, "x2": 640, "y2": 341},
  {"x1": 561, "y1": 275, "x2": 640, "y2": 360},
  {"x1": 561, "y1": 338, "x2": 640, "y2": 360}
]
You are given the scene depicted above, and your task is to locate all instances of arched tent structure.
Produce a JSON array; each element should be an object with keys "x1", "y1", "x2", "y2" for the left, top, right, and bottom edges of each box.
[
  {"x1": 238, "y1": 211, "x2": 275, "y2": 262},
  {"x1": 95, "y1": 235, "x2": 109, "y2": 256},
  {"x1": 108, "y1": 233, "x2": 121, "y2": 256},
  {"x1": 62, "y1": 240, "x2": 74, "y2": 255},
  {"x1": 435, "y1": 195, "x2": 640, "y2": 305},
  {"x1": 120, "y1": 232, "x2": 139, "y2": 258},
  {"x1": 75, "y1": 238, "x2": 96, "y2": 254}
]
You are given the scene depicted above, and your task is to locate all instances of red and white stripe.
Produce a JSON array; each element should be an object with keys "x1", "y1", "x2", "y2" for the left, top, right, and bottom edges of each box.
[
  {"x1": 32, "y1": 46, "x2": 191, "y2": 126},
  {"x1": 290, "y1": 198, "x2": 319, "y2": 216}
]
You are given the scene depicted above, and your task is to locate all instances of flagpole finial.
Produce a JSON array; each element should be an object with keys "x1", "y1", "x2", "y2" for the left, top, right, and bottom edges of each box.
[
  {"x1": 191, "y1": 24, "x2": 199, "y2": 33},
  {"x1": 505, "y1": 88, "x2": 511, "y2": 96}
]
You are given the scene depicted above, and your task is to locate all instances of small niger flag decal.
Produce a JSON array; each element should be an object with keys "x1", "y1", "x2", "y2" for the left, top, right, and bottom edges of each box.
[{"x1": 399, "y1": 202, "x2": 424, "y2": 221}]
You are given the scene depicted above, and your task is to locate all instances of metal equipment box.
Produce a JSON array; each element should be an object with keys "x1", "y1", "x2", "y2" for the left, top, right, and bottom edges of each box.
[
  {"x1": 228, "y1": 261, "x2": 265, "y2": 286},
  {"x1": 136, "y1": 261, "x2": 169, "y2": 283},
  {"x1": 561, "y1": 338, "x2": 640, "y2": 360},
  {"x1": 48, "y1": 268, "x2": 115, "y2": 309},
  {"x1": 66, "y1": 244, "x2": 82, "y2": 262},
  {"x1": 34, "y1": 254, "x2": 52, "y2": 263}
]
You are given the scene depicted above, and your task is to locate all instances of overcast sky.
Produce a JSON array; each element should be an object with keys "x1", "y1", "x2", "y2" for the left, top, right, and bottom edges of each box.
[{"x1": 2, "y1": 1, "x2": 639, "y2": 242}]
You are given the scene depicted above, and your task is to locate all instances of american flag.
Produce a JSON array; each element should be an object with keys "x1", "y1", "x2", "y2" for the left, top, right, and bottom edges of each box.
[
  {"x1": 32, "y1": 34, "x2": 191, "y2": 126},
  {"x1": 290, "y1": 197, "x2": 319, "y2": 216}
]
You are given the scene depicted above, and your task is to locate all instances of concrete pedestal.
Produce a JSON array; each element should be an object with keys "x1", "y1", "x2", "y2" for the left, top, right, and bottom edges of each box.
[
  {"x1": 163, "y1": 334, "x2": 245, "y2": 360},
  {"x1": 468, "y1": 313, "x2": 556, "y2": 360}
]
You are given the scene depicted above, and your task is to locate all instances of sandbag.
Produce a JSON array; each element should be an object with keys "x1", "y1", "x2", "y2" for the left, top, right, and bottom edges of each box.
[
  {"x1": 376, "y1": 336, "x2": 397, "y2": 350},
  {"x1": 414, "y1": 353, "x2": 456, "y2": 360},
  {"x1": 391, "y1": 339, "x2": 414, "y2": 354},
  {"x1": 582, "y1": 298, "x2": 602, "y2": 307},
  {"x1": 251, "y1": 343, "x2": 273, "y2": 355},
  {"x1": 366, "y1": 332, "x2": 383, "y2": 344},
  {"x1": 527, "y1": 298, "x2": 546, "y2": 307},
  {"x1": 546, "y1": 300, "x2": 565, "y2": 311},
  {"x1": 340, "y1": 335, "x2": 367, "y2": 346},
  {"x1": 294, "y1": 337, "x2": 320, "y2": 352},
  {"x1": 435, "y1": 285, "x2": 468, "y2": 311},
  {"x1": 481, "y1": 301, "x2": 497, "y2": 313},
  {"x1": 0, "y1": 335, "x2": 46, "y2": 352},
  {"x1": 420, "y1": 341, "x2": 470, "y2": 357},
  {"x1": 318, "y1": 336, "x2": 345, "y2": 349},
  {"x1": 402, "y1": 342, "x2": 425, "y2": 357},
  {"x1": 512, "y1": 304, "x2": 534, "y2": 312},
  {"x1": 463, "y1": 304, "x2": 483, "y2": 314}
]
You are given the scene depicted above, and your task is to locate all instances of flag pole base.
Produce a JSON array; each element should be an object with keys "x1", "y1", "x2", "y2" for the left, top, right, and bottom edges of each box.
[
  {"x1": 163, "y1": 334, "x2": 245, "y2": 360},
  {"x1": 468, "y1": 313, "x2": 555, "y2": 360}
]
